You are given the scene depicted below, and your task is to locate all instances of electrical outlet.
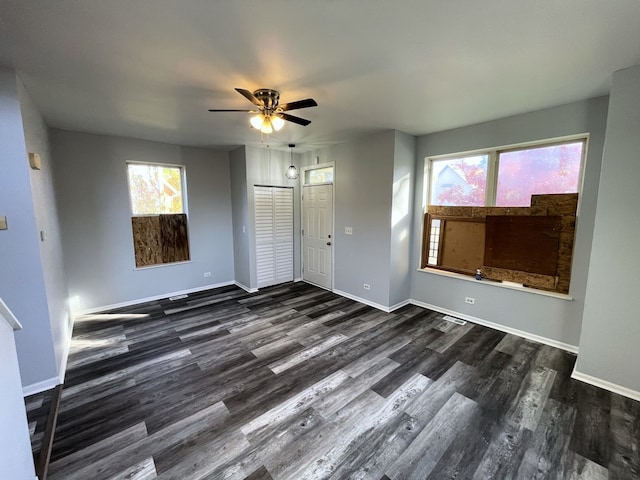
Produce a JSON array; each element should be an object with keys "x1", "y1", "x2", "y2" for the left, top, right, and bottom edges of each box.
[
  {"x1": 465, "y1": 297, "x2": 475, "y2": 304},
  {"x1": 204, "y1": 272, "x2": 211, "y2": 277},
  {"x1": 345, "y1": 227, "x2": 353, "y2": 235},
  {"x1": 363, "y1": 283, "x2": 371, "y2": 290}
]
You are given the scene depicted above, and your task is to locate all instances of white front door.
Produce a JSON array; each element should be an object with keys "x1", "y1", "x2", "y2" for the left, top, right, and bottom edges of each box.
[{"x1": 303, "y1": 184, "x2": 333, "y2": 289}]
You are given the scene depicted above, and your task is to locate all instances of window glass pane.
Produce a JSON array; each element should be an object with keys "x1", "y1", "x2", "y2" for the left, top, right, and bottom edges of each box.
[
  {"x1": 428, "y1": 218, "x2": 441, "y2": 265},
  {"x1": 304, "y1": 167, "x2": 334, "y2": 184},
  {"x1": 430, "y1": 155, "x2": 488, "y2": 206},
  {"x1": 496, "y1": 141, "x2": 583, "y2": 207},
  {"x1": 128, "y1": 164, "x2": 184, "y2": 215}
]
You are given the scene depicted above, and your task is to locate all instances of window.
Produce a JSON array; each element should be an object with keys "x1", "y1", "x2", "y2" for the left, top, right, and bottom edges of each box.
[
  {"x1": 427, "y1": 218, "x2": 441, "y2": 265},
  {"x1": 422, "y1": 137, "x2": 586, "y2": 294},
  {"x1": 127, "y1": 163, "x2": 184, "y2": 215},
  {"x1": 496, "y1": 142, "x2": 583, "y2": 207},
  {"x1": 428, "y1": 139, "x2": 584, "y2": 207},
  {"x1": 430, "y1": 155, "x2": 488, "y2": 206},
  {"x1": 304, "y1": 166, "x2": 334, "y2": 185},
  {"x1": 127, "y1": 163, "x2": 190, "y2": 268}
]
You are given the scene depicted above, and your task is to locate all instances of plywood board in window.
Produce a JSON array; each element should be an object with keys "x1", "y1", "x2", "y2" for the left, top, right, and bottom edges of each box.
[
  {"x1": 531, "y1": 193, "x2": 578, "y2": 216},
  {"x1": 427, "y1": 206, "x2": 475, "y2": 217},
  {"x1": 132, "y1": 216, "x2": 162, "y2": 267},
  {"x1": 440, "y1": 219, "x2": 486, "y2": 274},
  {"x1": 480, "y1": 266, "x2": 558, "y2": 291},
  {"x1": 484, "y1": 215, "x2": 561, "y2": 275},
  {"x1": 160, "y1": 214, "x2": 190, "y2": 263},
  {"x1": 481, "y1": 206, "x2": 548, "y2": 217}
]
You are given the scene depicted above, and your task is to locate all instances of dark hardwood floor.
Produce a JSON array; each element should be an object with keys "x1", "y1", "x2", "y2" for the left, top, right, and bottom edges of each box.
[{"x1": 28, "y1": 282, "x2": 639, "y2": 479}]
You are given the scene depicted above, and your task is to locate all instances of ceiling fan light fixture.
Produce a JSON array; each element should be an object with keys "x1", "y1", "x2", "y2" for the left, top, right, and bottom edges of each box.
[
  {"x1": 250, "y1": 113, "x2": 279, "y2": 134},
  {"x1": 271, "y1": 115, "x2": 285, "y2": 131},
  {"x1": 209, "y1": 87, "x2": 317, "y2": 133},
  {"x1": 250, "y1": 114, "x2": 264, "y2": 130},
  {"x1": 260, "y1": 117, "x2": 273, "y2": 134}
]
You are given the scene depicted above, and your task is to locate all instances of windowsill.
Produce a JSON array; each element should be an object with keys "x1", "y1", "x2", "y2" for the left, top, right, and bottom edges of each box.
[
  {"x1": 417, "y1": 267, "x2": 573, "y2": 301},
  {"x1": 134, "y1": 260, "x2": 192, "y2": 271}
]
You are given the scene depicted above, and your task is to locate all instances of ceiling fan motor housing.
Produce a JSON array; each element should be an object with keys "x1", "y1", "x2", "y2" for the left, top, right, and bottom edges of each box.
[{"x1": 253, "y1": 89, "x2": 280, "y2": 111}]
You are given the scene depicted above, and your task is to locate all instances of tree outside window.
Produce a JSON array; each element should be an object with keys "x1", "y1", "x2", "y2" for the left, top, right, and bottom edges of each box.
[
  {"x1": 429, "y1": 139, "x2": 584, "y2": 207},
  {"x1": 128, "y1": 163, "x2": 184, "y2": 215}
]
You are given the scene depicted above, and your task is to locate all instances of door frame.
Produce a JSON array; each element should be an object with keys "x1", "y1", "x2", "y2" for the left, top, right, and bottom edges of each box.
[{"x1": 300, "y1": 161, "x2": 336, "y2": 291}]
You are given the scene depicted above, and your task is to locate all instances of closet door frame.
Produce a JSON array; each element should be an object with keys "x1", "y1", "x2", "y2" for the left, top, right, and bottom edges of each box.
[{"x1": 254, "y1": 185, "x2": 294, "y2": 289}]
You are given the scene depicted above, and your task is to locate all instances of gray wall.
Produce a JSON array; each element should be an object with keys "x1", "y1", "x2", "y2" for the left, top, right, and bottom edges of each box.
[
  {"x1": 229, "y1": 146, "x2": 251, "y2": 290},
  {"x1": 51, "y1": 129, "x2": 234, "y2": 311},
  {"x1": 0, "y1": 67, "x2": 58, "y2": 386},
  {"x1": 301, "y1": 130, "x2": 397, "y2": 306},
  {"x1": 576, "y1": 66, "x2": 640, "y2": 391},
  {"x1": 389, "y1": 131, "x2": 416, "y2": 307},
  {"x1": 410, "y1": 97, "x2": 609, "y2": 347},
  {"x1": 244, "y1": 145, "x2": 302, "y2": 289},
  {"x1": 18, "y1": 78, "x2": 71, "y2": 378}
]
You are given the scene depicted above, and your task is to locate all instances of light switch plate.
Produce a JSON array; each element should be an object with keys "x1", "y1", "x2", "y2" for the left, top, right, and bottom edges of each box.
[
  {"x1": 0, "y1": 216, "x2": 7, "y2": 230},
  {"x1": 345, "y1": 227, "x2": 353, "y2": 235}
]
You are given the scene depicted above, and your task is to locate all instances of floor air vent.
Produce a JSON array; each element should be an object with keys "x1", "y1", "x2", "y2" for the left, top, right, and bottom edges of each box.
[{"x1": 443, "y1": 315, "x2": 467, "y2": 325}]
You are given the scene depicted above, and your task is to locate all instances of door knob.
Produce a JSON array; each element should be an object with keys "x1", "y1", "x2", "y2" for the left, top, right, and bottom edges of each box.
[{"x1": 327, "y1": 241, "x2": 332, "y2": 246}]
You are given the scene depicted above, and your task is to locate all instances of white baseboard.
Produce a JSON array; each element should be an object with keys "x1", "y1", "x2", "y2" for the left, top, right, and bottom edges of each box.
[
  {"x1": 409, "y1": 299, "x2": 579, "y2": 354},
  {"x1": 294, "y1": 277, "x2": 303, "y2": 282},
  {"x1": 58, "y1": 329, "x2": 72, "y2": 385},
  {"x1": 333, "y1": 289, "x2": 389, "y2": 312},
  {"x1": 234, "y1": 281, "x2": 258, "y2": 293},
  {"x1": 326, "y1": 291, "x2": 578, "y2": 353},
  {"x1": 23, "y1": 376, "x2": 60, "y2": 398},
  {"x1": 79, "y1": 281, "x2": 235, "y2": 315},
  {"x1": 389, "y1": 299, "x2": 411, "y2": 312},
  {"x1": 571, "y1": 369, "x2": 640, "y2": 402}
]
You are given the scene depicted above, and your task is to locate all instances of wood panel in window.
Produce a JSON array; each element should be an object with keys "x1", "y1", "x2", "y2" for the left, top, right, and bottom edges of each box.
[
  {"x1": 132, "y1": 216, "x2": 162, "y2": 267},
  {"x1": 484, "y1": 215, "x2": 561, "y2": 275},
  {"x1": 132, "y1": 213, "x2": 189, "y2": 267},
  {"x1": 440, "y1": 218, "x2": 486, "y2": 274}
]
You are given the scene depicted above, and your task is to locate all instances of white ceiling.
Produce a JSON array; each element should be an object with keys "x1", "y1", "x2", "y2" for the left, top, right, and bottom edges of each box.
[{"x1": 1, "y1": 0, "x2": 639, "y2": 152}]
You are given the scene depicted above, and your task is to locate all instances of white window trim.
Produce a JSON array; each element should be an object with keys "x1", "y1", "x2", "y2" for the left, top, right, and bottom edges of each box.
[
  {"x1": 417, "y1": 267, "x2": 574, "y2": 301},
  {"x1": 421, "y1": 133, "x2": 589, "y2": 295},
  {"x1": 425, "y1": 133, "x2": 589, "y2": 209},
  {"x1": 126, "y1": 161, "x2": 188, "y2": 216},
  {"x1": 301, "y1": 162, "x2": 335, "y2": 186}
]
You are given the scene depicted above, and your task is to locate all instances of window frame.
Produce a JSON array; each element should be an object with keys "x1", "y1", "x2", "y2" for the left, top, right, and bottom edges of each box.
[
  {"x1": 303, "y1": 165, "x2": 335, "y2": 186},
  {"x1": 126, "y1": 161, "x2": 191, "y2": 269},
  {"x1": 126, "y1": 161, "x2": 188, "y2": 217},
  {"x1": 421, "y1": 134, "x2": 587, "y2": 294},
  {"x1": 426, "y1": 134, "x2": 588, "y2": 209}
]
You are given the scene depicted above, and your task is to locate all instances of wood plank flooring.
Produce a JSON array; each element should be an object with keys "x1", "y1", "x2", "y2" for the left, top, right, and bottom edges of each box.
[{"x1": 30, "y1": 282, "x2": 639, "y2": 479}]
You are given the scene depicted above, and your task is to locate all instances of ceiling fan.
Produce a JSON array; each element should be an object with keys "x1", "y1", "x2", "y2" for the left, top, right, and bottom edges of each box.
[{"x1": 208, "y1": 88, "x2": 318, "y2": 134}]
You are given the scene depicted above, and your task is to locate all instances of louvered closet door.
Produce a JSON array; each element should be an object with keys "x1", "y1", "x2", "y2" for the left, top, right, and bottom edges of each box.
[{"x1": 254, "y1": 186, "x2": 293, "y2": 288}]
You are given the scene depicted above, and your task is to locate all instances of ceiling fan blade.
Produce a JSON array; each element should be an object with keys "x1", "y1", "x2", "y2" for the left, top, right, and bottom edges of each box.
[
  {"x1": 235, "y1": 88, "x2": 263, "y2": 107},
  {"x1": 208, "y1": 109, "x2": 256, "y2": 112},
  {"x1": 278, "y1": 112, "x2": 311, "y2": 126},
  {"x1": 279, "y1": 98, "x2": 318, "y2": 111}
]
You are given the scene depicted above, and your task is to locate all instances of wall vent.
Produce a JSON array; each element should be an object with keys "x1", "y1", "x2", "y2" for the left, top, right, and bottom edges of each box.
[
  {"x1": 169, "y1": 294, "x2": 189, "y2": 301},
  {"x1": 443, "y1": 315, "x2": 467, "y2": 326}
]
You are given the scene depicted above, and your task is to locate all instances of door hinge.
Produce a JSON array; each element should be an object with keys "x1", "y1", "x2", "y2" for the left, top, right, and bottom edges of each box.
[{"x1": 301, "y1": 229, "x2": 304, "y2": 236}]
